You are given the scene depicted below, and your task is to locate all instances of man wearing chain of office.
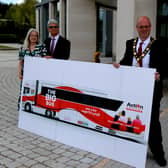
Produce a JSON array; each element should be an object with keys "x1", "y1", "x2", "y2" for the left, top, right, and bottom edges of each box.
[{"x1": 114, "y1": 16, "x2": 167, "y2": 167}]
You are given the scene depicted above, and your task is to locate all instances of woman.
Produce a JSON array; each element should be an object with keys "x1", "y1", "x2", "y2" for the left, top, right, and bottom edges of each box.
[
  {"x1": 18, "y1": 28, "x2": 47, "y2": 79},
  {"x1": 18, "y1": 28, "x2": 47, "y2": 110}
]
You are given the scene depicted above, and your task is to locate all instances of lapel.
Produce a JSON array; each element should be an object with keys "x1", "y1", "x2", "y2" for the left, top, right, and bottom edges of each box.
[{"x1": 54, "y1": 36, "x2": 62, "y2": 53}]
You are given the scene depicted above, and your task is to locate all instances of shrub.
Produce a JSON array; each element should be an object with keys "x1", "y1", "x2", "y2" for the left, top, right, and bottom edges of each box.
[{"x1": 0, "y1": 33, "x2": 18, "y2": 43}]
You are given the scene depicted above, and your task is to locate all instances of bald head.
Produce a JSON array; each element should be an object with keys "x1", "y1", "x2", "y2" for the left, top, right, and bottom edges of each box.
[
  {"x1": 136, "y1": 16, "x2": 151, "y2": 41},
  {"x1": 136, "y1": 16, "x2": 151, "y2": 28}
]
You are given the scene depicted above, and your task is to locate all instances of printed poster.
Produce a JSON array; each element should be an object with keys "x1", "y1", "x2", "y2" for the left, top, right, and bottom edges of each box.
[{"x1": 19, "y1": 57, "x2": 155, "y2": 168}]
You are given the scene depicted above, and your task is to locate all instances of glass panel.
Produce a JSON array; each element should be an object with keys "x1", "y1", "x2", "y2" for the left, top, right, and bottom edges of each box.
[
  {"x1": 53, "y1": 1, "x2": 60, "y2": 23},
  {"x1": 157, "y1": 1, "x2": 168, "y2": 38},
  {"x1": 160, "y1": 23, "x2": 168, "y2": 37},
  {"x1": 161, "y1": 3, "x2": 168, "y2": 16},
  {"x1": 39, "y1": 0, "x2": 60, "y2": 42},
  {"x1": 157, "y1": 0, "x2": 168, "y2": 77},
  {"x1": 97, "y1": 6, "x2": 116, "y2": 58},
  {"x1": 42, "y1": 3, "x2": 49, "y2": 42}
]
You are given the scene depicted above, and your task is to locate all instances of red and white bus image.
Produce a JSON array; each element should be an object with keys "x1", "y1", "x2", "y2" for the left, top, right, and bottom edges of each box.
[{"x1": 21, "y1": 80, "x2": 146, "y2": 143}]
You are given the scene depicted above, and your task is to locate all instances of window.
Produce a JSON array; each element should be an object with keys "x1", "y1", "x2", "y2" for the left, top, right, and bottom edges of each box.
[
  {"x1": 23, "y1": 87, "x2": 30, "y2": 94},
  {"x1": 157, "y1": 0, "x2": 168, "y2": 39},
  {"x1": 96, "y1": 6, "x2": 116, "y2": 58},
  {"x1": 42, "y1": 3, "x2": 49, "y2": 42},
  {"x1": 52, "y1": 0, "x2": 60, "y2": 23},
  {"x1": 157, "y1": 0, "x2": 168, "y2": 77},
  {"x1": 36, "y1": 0, "x2": 61, "y2": 42}
]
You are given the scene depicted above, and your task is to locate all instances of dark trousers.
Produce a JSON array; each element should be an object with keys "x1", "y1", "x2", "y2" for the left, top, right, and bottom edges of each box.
[{"x1": 148, "y1": 82, "x2": 165, "y2": 157}]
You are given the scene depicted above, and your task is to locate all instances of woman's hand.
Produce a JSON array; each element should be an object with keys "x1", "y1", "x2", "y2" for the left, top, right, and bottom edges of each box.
[
  {"x1": 18, "y1": 60, "x2": 23, "y2": 80},
  {"x1": 43, "y1": 56, "x2": 53, "y2": 59},
  {"x1": 18, "y1": 71, "x2": 23, "y2": 80}
]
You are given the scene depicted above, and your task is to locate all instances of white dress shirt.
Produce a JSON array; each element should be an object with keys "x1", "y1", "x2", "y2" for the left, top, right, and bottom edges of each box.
[{"x1": 132, "y1": 36, "x2": 151, "y2": 68}]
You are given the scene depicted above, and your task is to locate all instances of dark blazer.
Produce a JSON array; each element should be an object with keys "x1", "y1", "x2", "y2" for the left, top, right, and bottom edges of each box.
[
  {"x1": 120, "y1": 37, "x2": 167, "y2": 98},
  {"x1": 44, "y1": 36, "x2": 71, "y2": 60}
]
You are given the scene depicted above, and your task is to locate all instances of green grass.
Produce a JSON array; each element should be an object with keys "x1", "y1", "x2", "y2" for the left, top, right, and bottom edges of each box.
[{"x1": 0, "y1": 45, "x2": 16, "y2": 49}]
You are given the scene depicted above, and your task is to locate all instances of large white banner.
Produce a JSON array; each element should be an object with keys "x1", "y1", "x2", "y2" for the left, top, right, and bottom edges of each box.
[{"x1": 19, "y1": 57, "x2": 155, "y2": 168}]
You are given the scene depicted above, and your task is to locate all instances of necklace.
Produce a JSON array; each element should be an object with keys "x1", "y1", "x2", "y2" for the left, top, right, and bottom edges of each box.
[{"x1": 133, "y1": 37, "x2": 155, "y2": 63}]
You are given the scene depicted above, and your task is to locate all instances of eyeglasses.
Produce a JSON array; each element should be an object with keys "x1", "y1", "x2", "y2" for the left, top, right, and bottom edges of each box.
[
  {"x1": 30, "y1": 34, "x2": 38, "y2": 37},
  {"x1": 49, "y1": 26, "x2": 59, "y2": 29},
  {"x1": 138, "y1": 25, "x2": 151, "y2": 29}
]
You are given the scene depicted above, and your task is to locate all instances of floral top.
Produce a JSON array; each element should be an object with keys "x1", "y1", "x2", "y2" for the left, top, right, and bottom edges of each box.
[
  {"x1": 19, "y1": 44, "x2": 47, "y2": 76},
  {"x1": 19, "y1": 44, "x2": 47, "y2": 60}
]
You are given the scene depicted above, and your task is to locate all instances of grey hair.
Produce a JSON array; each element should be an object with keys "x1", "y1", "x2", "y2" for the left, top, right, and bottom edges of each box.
[
  {"x1": 23, "y1": 28, "x2": 39, "y2": 49},
  {"x1": 47, "y1": 19, "x2": 59, "y2": 27}
]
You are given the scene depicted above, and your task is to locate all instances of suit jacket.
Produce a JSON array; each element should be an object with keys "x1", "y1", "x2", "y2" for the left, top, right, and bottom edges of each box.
[
  {"x1": 44, "y1": 35, "x2": 70, "y2": 60},
  {"x1": 120, "y1": 37, "x2": 167, "y2": 98}
]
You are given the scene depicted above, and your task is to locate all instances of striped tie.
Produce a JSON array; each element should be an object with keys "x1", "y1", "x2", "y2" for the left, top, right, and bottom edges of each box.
[{"x1": 137, "y1": 42, "x2": 143, "y2": 67}]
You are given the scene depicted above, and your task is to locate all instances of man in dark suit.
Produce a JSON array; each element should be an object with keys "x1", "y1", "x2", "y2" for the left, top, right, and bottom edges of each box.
[
  {"x1": 114, "y1": 16, "x2": 167, "y2": 167},
  {"x1": 44, "y1": 19, "x2": 70, "y2": 59}
]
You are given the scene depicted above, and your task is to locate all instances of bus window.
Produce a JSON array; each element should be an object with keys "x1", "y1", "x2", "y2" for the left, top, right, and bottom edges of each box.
[{"x1": 23, "y1": 87, "x2": 30, "y2": 94}]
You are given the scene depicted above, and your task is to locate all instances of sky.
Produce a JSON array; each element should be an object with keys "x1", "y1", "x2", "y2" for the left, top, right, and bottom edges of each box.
[
  {"x1": 0, "y1": 0, "x2": 24, "y2": 4},
  {"x1": 0, "y1": 0, "x2": 40, "y2": 4}
]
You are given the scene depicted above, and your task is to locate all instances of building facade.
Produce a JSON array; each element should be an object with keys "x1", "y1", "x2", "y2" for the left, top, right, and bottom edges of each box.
[{"x1": 36, "y1": 0, "x2": 168, "y2": 62}]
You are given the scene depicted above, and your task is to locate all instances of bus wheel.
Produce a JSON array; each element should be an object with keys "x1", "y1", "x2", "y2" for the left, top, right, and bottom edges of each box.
[
  {"x1": 24, "y1": 103, "x2": 32, "y2": 112},
  {"x1": 45, "y1": 110, "x2": 53, "y2": 118}
]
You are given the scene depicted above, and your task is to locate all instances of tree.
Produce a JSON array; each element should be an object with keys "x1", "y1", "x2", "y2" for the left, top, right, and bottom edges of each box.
[
  {"x1": 4, "y1": 0, "x2": 38, "y2": 42},
  {"x1": 5, "y1": 0, "x2": 38, "y2": 27},
  {"x1": 0, "y1": 2, "x2": 10, "y2": 19}
]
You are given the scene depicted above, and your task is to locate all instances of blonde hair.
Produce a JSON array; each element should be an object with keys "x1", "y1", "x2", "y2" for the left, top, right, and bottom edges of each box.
[{"x1": 23, "y1": 28, "x2": 39, "y2": 49}]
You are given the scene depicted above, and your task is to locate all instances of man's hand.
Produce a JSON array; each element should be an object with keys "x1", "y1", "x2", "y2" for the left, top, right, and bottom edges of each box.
[
  {"x1": 113, "y1": 63, "x2": 120, "y2": 68},
  {"x1": 155, "y1": 72, "x2": 160, "y2": 81}
]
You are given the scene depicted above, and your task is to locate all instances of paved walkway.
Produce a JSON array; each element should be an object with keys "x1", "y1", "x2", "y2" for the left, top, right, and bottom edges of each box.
[
  {"x1": 0, "y1": 43, "x2": 21, "y2": 50},
  {"x1": 0, "y1": 49, "x2": 168, "y2": 168}
]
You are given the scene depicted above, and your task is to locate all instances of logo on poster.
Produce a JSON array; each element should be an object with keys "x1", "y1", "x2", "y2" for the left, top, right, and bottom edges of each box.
[
  {"x1": 126, "y1": 102, "x2": 143, "y2": 113},
  {"x1": 45, "y1": 89, "x2": 56, "y2": 107}
]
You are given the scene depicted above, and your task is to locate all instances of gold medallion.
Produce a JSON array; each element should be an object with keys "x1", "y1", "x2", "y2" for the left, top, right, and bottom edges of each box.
[{"x1": 133, "y1": 37, "x2": 155, "y2": 65}]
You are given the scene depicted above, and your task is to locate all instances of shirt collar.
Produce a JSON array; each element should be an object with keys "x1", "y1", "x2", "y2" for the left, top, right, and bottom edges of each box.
[
  {"x1": 138, "y1": 36, "x2": 150, "y2": 45},
  {"x1": 51, "y1": 34, "x2": 59, "y2": 40}
]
